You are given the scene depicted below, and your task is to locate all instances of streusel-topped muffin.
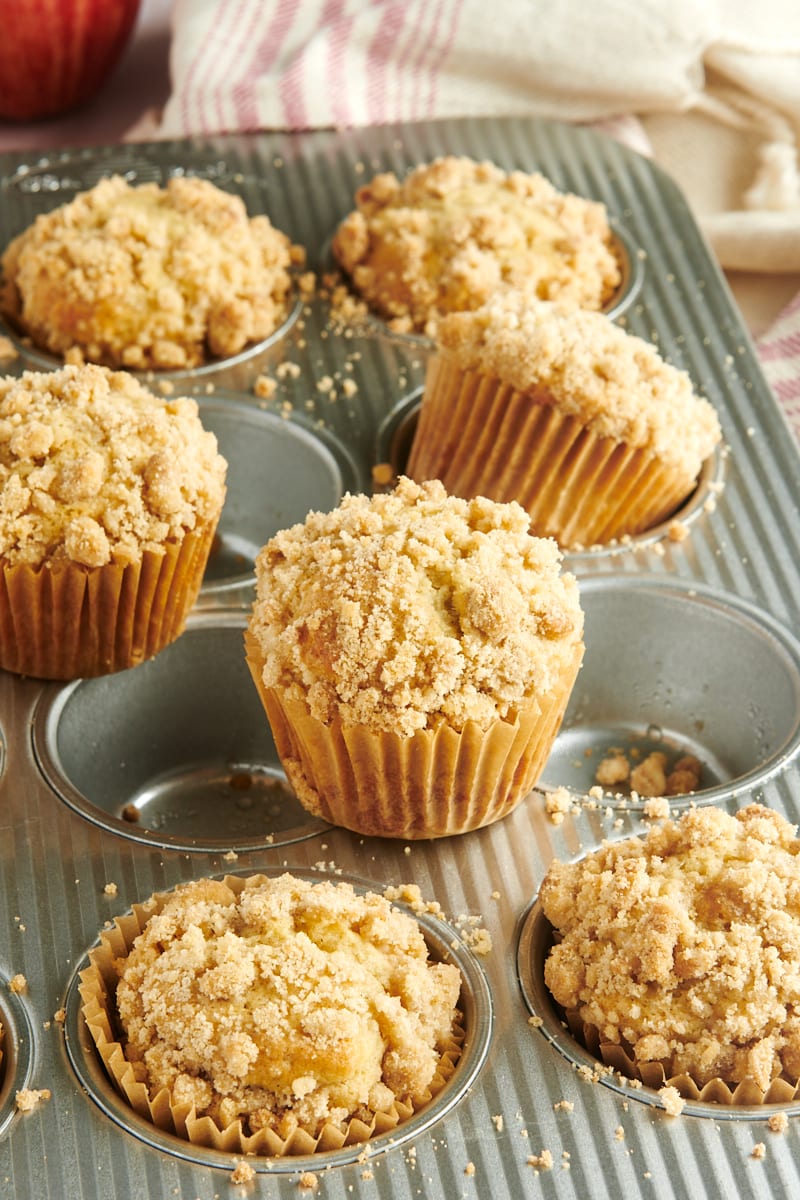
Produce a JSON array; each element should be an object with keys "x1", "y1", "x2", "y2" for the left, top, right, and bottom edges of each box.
[
  {"x1": 81, "y1": 873, "x2": 463, "y2": 1155},
  {"x1": 245, "y1": 476, "x2": 584, "y2": 837},
  {"x1": 332, "y1": 156, "x2": 621, "y2": 337},
  {"x1": 0, "y1": 363, "x2": 227, "y2": 677},
  {"x1": 1, "y1": 175, "x2": 298, "y2": 370},
  {"x1": 407, "y1": 294, "x2": 722, "y2": 548},
  {"x1": 541, "y1": 804, "x2": 800, "y2": 1097}
]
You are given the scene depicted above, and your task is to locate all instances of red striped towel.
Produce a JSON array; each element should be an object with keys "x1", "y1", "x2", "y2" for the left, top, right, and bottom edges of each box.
[{"x1": 756, "y1": 293, "x2": 800, "y2": 441}]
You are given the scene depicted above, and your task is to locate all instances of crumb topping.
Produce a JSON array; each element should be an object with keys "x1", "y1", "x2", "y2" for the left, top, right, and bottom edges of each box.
[
  {"x1": 541, "y1": 804, "x2": 800, "y2": 1091},
  {"x1": 1, "y1": 175, "x2": 297, "y2": 370},
  {"x1": 332, "y1": 156, "x2": 620, "y2": 337},
  {"x1": 115, "y1": 874, "x2": 462, "y2": 1138},
  {"x1": 248, "y1": 476, "x2": 583, "y2": 736},
  {"x1": 434, "y1": 295, "x2": 722, "y2": 475},
  {"x1": 0, "y1": 364, "x2": 226, "y2": 566}
]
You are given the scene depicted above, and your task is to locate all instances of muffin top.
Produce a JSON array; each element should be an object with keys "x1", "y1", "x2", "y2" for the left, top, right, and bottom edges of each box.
[
  {"x1": 435, "y1": 294, "x2": 722, "y2": 476},
  {"x1": 332, "y1": 155, "x2": 620, "y2": 337},
  {"x1": 0, "y1": 364, "x2": 227, "y2": 567},
  {"x1": 115, "y1": 873, "x2": 462, "y2": 1137},
  {"x1": 1, "y1": 175, "x2": 297, "y2": 370},
  {"x1": 540, "y1": 803, "x2": 800, "y2": 1091},
  {"x1": 248, "y1": 476, "x2": 584, "y2": 736}
]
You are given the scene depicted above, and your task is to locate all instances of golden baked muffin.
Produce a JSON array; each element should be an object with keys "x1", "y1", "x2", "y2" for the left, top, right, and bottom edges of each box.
[
  {"x1": 80, "y1": 873, "x2": 463, "y2": 1155},
  {"x1": 331, "y1": 155, "x2": 621, "y2": 337},
  {"x1": 0, "y1": 363, "x2": 227, "y2": 679},
  {"x1": 0, "y1": 175, "x2": 297, "y2": 370},
  {"x1": 407, "y1": 294, "x2": 722, "y2": 549},
  {"x1": 540, "y1": 804, "x2": 800, "y2": 1100},
  {"x1": 245, "y1": 476, "x2": 584, "y2": 838}
]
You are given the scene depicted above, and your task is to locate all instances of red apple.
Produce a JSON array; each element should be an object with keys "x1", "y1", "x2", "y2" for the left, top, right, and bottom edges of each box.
[{"x1": 0, "y1": 0, "x2": 142, "y2": 122}]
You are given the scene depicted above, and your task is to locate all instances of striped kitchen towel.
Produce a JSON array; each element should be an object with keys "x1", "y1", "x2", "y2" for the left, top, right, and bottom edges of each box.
[{"x1": 756, "y1": 293, "x2": 800, "y2": 441}]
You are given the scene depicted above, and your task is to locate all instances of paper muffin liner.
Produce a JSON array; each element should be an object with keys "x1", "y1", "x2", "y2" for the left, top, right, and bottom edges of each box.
[
  {"x1": 564, "y1": 1010, "x2": 800, "y2": 1107},
  {"x1": 78, "y1": 875, "x2": 465, "y2": 1157},
  {"x1": 407, "y1": 358, "x2": 698, "y2": 549},
  {"x1": 0, "y1": 521, "x2": 219, "y2": 680},
  {"x1": 245, "y1": 630, "x2": 583, "y2": 839}
]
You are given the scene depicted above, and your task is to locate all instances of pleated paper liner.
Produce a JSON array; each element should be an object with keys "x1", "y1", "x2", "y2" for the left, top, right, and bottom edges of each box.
[
  {"x1": 565, "y1": 1011, "x2": 800, "y2": 1107},
  {"x1": 406, "y1": 358, "x2": 699, "y2": 550},
  {"x1": 0, "y1": 521, "x2": 219, "y2": 680},
  {"x1": 78, "y1": 875, "x2": 465, "y2": 1157},
  {"x1": 244, "y1": 631, "x2": 583, "y2": 839}
]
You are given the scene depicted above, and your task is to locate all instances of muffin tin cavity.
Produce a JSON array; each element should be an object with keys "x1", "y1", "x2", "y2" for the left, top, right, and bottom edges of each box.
[
  {"x1": 375, "y1": 390, "x2": 724, "y2": 554},
  {"x1": 538, "y1": 575, "x2": 800, "y2": 808},
  {"x1": 63, "y1": 868, "x2": 493, "y2": 1173},
  {"x1": 0, "y1": 982, "x2": 36, "y2": 1139},
  {"x1": 195, "y1": 395, "x2": 358, "y2": 601},
  {"x1": 32, "y1": 612, "x2": 327, "y2": 851},
  {"x1": 516, "y1": 898, "x2": 800, "y2": 1121}
]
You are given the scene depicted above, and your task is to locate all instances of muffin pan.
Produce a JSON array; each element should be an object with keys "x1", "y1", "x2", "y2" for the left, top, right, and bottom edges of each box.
[{"x1": 0, "y1": 117, "x2": 799, "y2": 1199}]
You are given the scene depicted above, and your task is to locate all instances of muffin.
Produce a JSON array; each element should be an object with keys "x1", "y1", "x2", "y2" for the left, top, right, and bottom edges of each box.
[
  {"x1": 406, "y1": 295, "x2": 723, "y2": 549},
  {"x1": 0, "y1": 363, "x2": 227, "y2": 679},
  {"x1": 0, "y1": 174, "x2": 298, "y2": 370},
  {"x1": 79, "y1": 873, "x2": 464, "y2": 1155},
  {"x1": 331, "y1": 155, "x2": 621, "y2": 338},
  {"x1": 540, "y1": 804, "x2": 800, "y2": 1103},
  {"x1": 245, "y1": 476, "x2": 584, "y2": 839}
]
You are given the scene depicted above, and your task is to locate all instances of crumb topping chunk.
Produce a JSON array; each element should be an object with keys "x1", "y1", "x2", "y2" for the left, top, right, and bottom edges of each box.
[
  {"x1": 115, "y1": 874, "x2": 462, "y2": 1136},
  {"x1": 541, "y1": 804, "x2": 800, "y2": 1091},
  {"x1": 1, "y1": 175, "x2": 297, "y2": 369},
  {"x1": 248, "y1": 477, "x2": 584, "y2": 736},
  {"x1": 332, "y1": 156, "x2": 621, "y2": 337},
  {"x1": 0, "y1": 364, "x2": 227, "y2": 566}
]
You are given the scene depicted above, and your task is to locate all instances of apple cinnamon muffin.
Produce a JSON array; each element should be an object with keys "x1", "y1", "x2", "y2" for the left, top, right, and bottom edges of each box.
[
  {"x1": 245, "y1": 476, "x2": 584, "y2": 838},
  {"x1": 540, "y1": 804, "x2": 800, "y2": 1100},
  {"x1": 0, "y1": 174, "x2": 298, "y2": 370},
  {"x1": 0, "y1": 363, "x2": 227, "y2": 678},
  {"x1": 407, "y1": 294, "x2": 722, "y2": 548},
  {"x1": 80, "y1": 873, "x2": 463, "y2": 1155},
  {"x1": 331, "y1": 155, "x2": 621, "y2": 337}
]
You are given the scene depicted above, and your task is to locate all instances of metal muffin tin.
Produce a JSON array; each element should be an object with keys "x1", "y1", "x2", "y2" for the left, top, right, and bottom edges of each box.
[{"x1": 0, "y1": 117, "x2": 799, "y2": 1200}]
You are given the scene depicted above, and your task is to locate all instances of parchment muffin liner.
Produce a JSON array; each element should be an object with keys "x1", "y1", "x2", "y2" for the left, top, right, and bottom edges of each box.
[
  {"x1": 563, "y1": 1010, "x2": 800, "y2": 1107},
  {"x1": 78, "y1": 874, "x2": 465, "y2": 1157},
  {"x1": 244, "y1": 631, "x2": 584, "y2": 839},
  {"x1": 407, "y1": 358, "x2": 699, "y2": 550},
  {"x1": 0, "y1": 522, "x2": 219, "y2": 680}
]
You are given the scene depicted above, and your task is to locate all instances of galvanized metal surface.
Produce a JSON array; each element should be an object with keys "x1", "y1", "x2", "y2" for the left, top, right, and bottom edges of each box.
[{"x1": 0, "y1": 116, "x2": 798, "y2": 1200}]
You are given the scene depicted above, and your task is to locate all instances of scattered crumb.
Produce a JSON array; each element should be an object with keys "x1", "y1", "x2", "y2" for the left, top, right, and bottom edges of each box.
[
  {"x1": 527, "y1": 1014, "x2": 543, "y2": 1028},
  {"x1": 223, "y1": 850, "x2": 239, "y2": 862},
  {"x1": 554, "y1": 1100, "x2": 574, "y2": 1112},
  {"x1": 157, "y1": 380, "x2": 175, "y2": 396},
  {"x1": 298, "y1": 1170, "x2": 319, "y2": 1190},
  {"x1": 9, "y1": 973, "x2": 27, "y2": 994},
  {"x1": 594, "y1": 753, "x2": 630, "y2": 787},
  {"x1": 643, "y1": 796, "x2": 671, "y2": 820},
  {"x1": 465, "y1": 1162, "x2": 476, "y2": 1176},
  {"x1": 751, "y1": 1143, "x2": 766, "y2": 1160},
  {"x1": 462, "y1": 927, "x2": 493, "y2": 956},
  {"x1": 254, "y1": 373, "x2": 278, "y2": 400},
  {"x1": 15, "y1": 1088, "x2": 51, "y2": 1112},
  {"x1": 668, "y1": 519, "x2": 689, "y2": 542},
  {"x1": 658, "y1": 1085, "x2": 686, "y2": 1116},
  {"x1": 768, "y1": 1112, "x2": 788, "y2": 1134},
  {"x1": 371, "y1": 461, "x2": 395, "y2": 488},
  {"x1": 545, "y1": 785, "x2": 572, "y2": 824},
  {"x1": 492, "y1": 1114, "x2": 504, "y2": 1131},
  {"x1": 527, "y1": 1149, "x2": 554, "y2": 1172},
  {"x1": 276, "y1": 360, "x2": 301, "y2": 380},
  {"x1": 614, "y1": 1125, "x2": 625, "y2": 1141},
  {"x1": 53, "y1": 1008, "x2": 66, "y2": 1024},
  {"x1": 103, "y1": 882, "x2": 118, "y2": 897},
  {"x1": 629, "y1": 751, "x2": 668, "y2": 797},
  {"x1": 230, "y1": 1161, "x2": 256, "y2": 1185}
]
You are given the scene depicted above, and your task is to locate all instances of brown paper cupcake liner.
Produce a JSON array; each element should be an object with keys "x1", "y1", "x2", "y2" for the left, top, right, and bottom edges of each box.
[
  {"x1": 245, "y1": 632, "x2": 583, "y2": 839},
  {"x1": 564, "y1": 1010, "x2": 800, "y2": 1107},
  {"x1": 78, "y1": 875, "x2": 465, "y2": 1157},
  {"x1": 407, "y1": 358, "x2": 698, "y2": 549},
  {"x1": 0, "y1": 521, "x2": 218, "y2": 680}
]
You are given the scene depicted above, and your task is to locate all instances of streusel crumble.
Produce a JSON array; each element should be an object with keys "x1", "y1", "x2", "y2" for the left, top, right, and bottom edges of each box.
[
  {"x1": 1, "y1": 175, "x2": 298, "y2": 370},
  {"x1": 332, "y1": 156, "x2": 621, "y2": 337},
  {"x1": 541, "y1": 804, "x2": 800, "y2": 1093}
]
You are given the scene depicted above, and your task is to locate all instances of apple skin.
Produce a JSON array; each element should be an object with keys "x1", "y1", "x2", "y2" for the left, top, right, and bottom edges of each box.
[{"x1": 0, "y1": 0, "x2": 142, "y2": 122}]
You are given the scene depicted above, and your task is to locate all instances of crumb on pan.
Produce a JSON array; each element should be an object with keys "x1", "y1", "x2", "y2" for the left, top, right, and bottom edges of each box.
[{"x1": 15, "y1": 1088, "x2": 51, "y2": 1112}]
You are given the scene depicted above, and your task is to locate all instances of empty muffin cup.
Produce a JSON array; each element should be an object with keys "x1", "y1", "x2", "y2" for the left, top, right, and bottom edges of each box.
[
  {"x1": 537, "y1": 575, "x2": 800, "y2": 807},
  {"x1": 195, "y1": 395, "x2": 358, "y2": 601},
  {"x1": 66, "y1": 868, "x2": 493, "y2": 1171},
  {"x1": 32, "y1": 612, "x2": 328, "y2": 851}
]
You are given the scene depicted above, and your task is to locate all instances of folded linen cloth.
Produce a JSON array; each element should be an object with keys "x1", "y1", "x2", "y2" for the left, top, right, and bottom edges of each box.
[{"x1": 155, "y1": 0, "x2": 800, "y2": 437}]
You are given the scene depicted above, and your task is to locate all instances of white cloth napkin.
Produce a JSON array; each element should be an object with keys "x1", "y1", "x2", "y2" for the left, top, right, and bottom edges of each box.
[{"x1": 155, "y1": 0, "x2": 800, "y2": 437}]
